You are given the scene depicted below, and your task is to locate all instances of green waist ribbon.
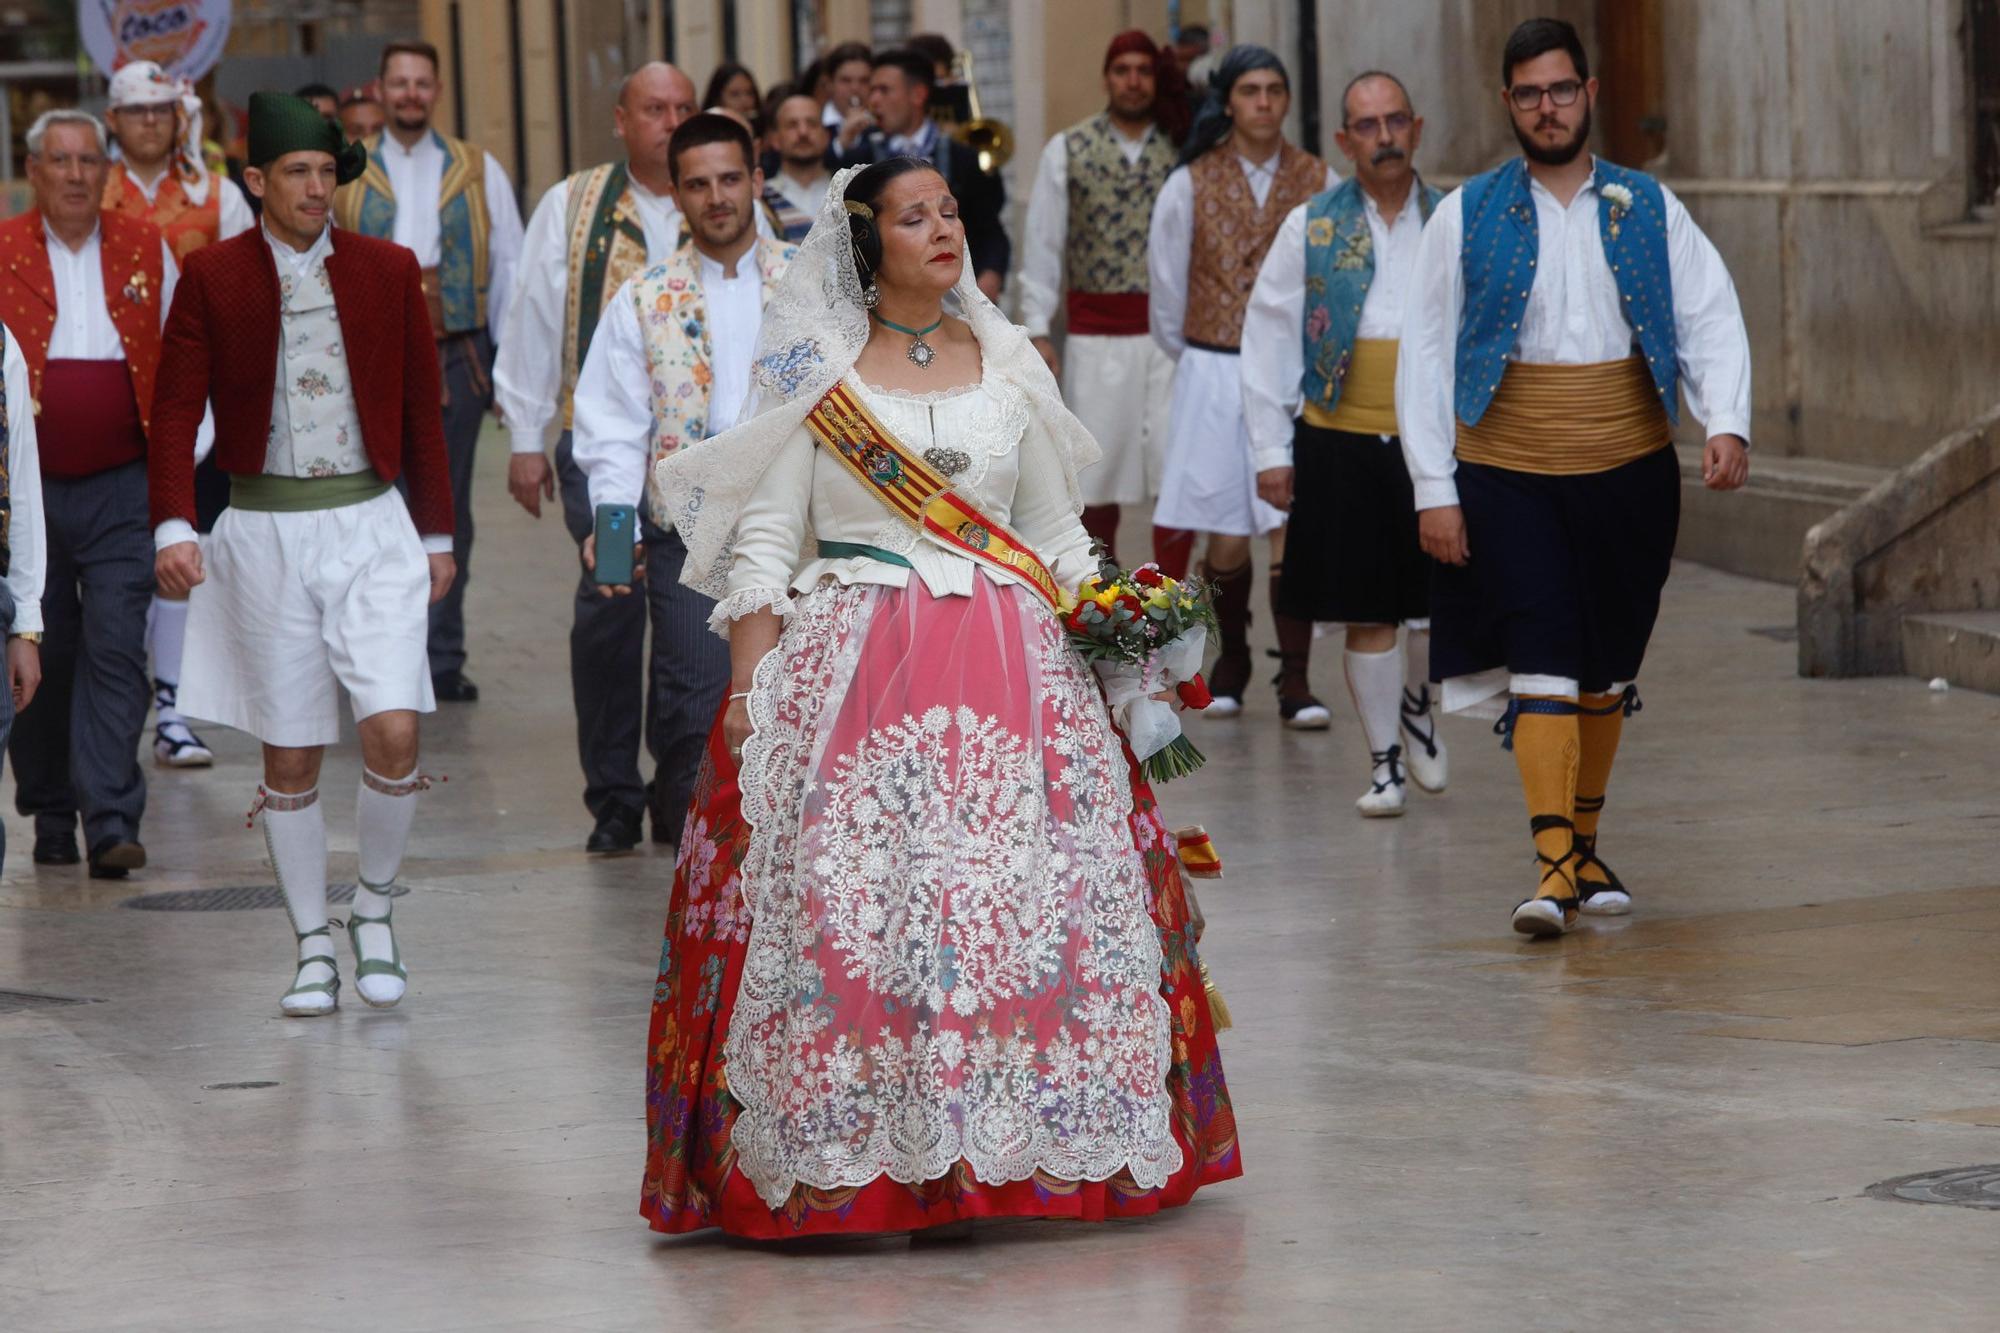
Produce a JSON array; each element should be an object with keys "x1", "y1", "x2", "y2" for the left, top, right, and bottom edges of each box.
[
  {"x1": 817, "y1": 540, "x2": 914, "y2": 569},
  {"x1": 230, "y1": 471, "x2": 390, "y2": 513}
]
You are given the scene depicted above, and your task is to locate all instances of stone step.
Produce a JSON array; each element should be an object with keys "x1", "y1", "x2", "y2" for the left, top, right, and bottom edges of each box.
[
  {"x1": 1901, "y1": 610, "x2": 2000, "y2": 695},
  {"x1": 1675, "y1": 444, "x2": 1890, "y2": 584}
]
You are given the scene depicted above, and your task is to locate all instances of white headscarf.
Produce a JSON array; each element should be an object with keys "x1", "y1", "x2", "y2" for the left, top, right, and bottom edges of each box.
[
  {"x1": 654, "y1": 162, "x2": 1103, "y2": 600},
  {"x1": 106, "y1": 60, "x2": 210, "y2": 207}
]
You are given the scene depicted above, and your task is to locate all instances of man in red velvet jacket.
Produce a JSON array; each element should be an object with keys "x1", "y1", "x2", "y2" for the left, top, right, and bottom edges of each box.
[
  {"x1": 151, "y1": 93, "x2": 454, "y2": 1017},
  {"x1": 0, "y1": 109, "x2": 177, "y2": 879}
]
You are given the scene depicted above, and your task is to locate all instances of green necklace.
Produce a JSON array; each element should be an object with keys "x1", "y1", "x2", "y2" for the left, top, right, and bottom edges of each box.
[{"x1": 874, "y1": 311, "x2": 945, "y2": 369}]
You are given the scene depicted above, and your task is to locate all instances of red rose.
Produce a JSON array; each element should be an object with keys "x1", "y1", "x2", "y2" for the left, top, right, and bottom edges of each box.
[
  {"x1": 1117, "y1": 591, "x2": 1146, "y2": 616},
  {"x1": 1132, "y1": 565, "x2": 1164, "y2": 588},
  {"x1": 1176, "y1": 674, "x2": 1213, "y2": 710}
]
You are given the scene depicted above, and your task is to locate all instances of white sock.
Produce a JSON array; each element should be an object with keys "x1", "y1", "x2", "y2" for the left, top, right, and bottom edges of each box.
[
  {"x1": 150, "y1": 597, "x2": 190, "y2": 725},
  {"x1": 1344, "y1": 647, "x2": 1405, "y2": 758},
  {"x1": 353, "y1": 768, "x2": 422, "y2": 993},
  {"x1": 260, "y1": 787, "x2": 333, "y2": 981},
  {"x1": 1403, "y1": 623, "x2": 1434, "y2": 700}
]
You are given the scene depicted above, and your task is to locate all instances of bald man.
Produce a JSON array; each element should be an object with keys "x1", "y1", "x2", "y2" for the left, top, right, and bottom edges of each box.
[{"x1": 493, "y1": 62, "x2": 707, "y2": 852}]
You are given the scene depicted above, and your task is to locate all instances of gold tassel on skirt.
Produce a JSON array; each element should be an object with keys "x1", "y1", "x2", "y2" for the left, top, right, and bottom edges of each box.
[{"x1": 1176, "y1": 826, "x2": 1233, "y2": 1032}]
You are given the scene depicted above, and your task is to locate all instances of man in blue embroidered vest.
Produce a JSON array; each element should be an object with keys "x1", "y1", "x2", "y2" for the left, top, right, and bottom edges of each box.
[
  {"x1": 1396, "y1": 18, "x2": 1752, "y2": 940},
  {"x1": 495, "y1": 62, "x2": 699, "y2": 854},
  {"x1": 333, "y1": 39, "x2": 525, "y2": 704},
  {"x1": 570, "y1": 114, "x2": 794, "y2": 848},
  {"x1": 1244, "y1": 70, "x2": 1447, "y2": 820}
]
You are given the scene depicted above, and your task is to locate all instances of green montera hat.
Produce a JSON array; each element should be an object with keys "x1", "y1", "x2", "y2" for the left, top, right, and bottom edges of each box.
[{"x1": 246, "y1": 91, "x2": 367, "y2": 184}]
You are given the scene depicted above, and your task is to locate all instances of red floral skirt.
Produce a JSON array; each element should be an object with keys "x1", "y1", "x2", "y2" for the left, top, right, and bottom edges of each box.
[{"x1": 641, "y1": 715, "x2": 1242, "y2": 1239}]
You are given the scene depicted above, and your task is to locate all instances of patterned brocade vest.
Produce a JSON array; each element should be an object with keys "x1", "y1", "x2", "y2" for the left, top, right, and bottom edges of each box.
[
  {"x1": 1455, "y1": 157, "x2": 1679, "y2": 426},
  {"x1": 334, "y1": 131, "x2": 493, "y2": 336},
  {"x1": 1184, "y1": 142, "x2": 1324, "y2": 351},
  {"x1": 1063, "y1": 114, "x2": 1176, "y2": 295},
  {"x1": 630, "y1": 238, "x2": 795, "y2": 527},
  {"x1": 561, "y1": 161, "x2": 650, "y2": 429},
  {"x1": 267, "y1": 248, "x2": 371, "y2": 479},
  {"x1": 102, "y1": 167, "x2": 221, "y2": 262},
  {"x1": 1300, "y1": 177, "x2": 1441, "y2": 410}
]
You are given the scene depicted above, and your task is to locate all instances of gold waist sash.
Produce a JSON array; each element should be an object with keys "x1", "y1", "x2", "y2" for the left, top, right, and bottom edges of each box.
[
  {"x1": 1454, "y1": 356, "x2": 1671, "y2": 475},
  {"x1": 1303, "y1": 338, "x2": 1399, "y2": 436}
]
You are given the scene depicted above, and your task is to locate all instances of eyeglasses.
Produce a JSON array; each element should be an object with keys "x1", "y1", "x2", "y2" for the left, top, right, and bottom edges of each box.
[
  {"x1": 1509, "y1": 80, "x2": 1583, "y2": 111},
  {"x1": 116, "y1": 103, "x2": 177, "y2": 122},
  {"x1": 1345, "y1": 112, "x2": 1412, "y2": 139}
]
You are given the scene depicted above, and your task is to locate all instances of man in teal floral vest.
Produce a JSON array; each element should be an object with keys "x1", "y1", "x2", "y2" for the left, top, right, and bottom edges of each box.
[
  {"x1": 1397, "y1": 18, "x2": 1752, "y2": 941},
  {"x1": 1244, "y1": 70, "x2": 1447, "y2": 821}
]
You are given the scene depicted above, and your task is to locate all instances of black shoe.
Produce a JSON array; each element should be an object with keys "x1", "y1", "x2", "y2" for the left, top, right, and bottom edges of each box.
[
  {"x1": 432, "y1": 670, "x2": 480, "y2": 702},
  {"x1": 652, "y1": 814, "x2": 678, "y2": 847},
  {"x1": 33, "y1": 829, "x2": 80, "y2": 866},
  {"x1": 586, "y1": 806, "x2": 644, "y2": 855},
  {"x1": 87, "y1": 839, "x2": 147, "y2": 880}
]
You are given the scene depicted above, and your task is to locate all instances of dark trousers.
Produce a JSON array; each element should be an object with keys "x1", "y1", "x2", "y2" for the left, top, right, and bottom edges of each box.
[
  {"x1": 7, "y1": 462, "x2": 151, "y2": 848},
  {"x1": 0, "y1": 581, "x2": 14, "y2": 873},
  {"x1": 556, "y1": 437, "x2": 730, "y2": 836},
  {"x1": 426, "y1": 329, "x2": 495, "y2": 676}
]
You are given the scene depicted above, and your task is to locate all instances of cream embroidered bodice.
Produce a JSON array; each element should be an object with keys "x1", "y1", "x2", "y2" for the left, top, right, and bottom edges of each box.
[{"x1": 715, "y1": 368, "x2": 1100, "y2": 630}]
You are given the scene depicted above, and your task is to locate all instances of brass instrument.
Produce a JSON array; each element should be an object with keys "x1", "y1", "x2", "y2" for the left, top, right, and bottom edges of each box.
[{"x1": 949, "y1": 48, "x2": 1013, "y2": 175}]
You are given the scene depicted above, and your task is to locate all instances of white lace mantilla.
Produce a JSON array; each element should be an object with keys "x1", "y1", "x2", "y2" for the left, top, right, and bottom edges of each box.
[{"x1": 728, "y1": 581, "x2": 1180, "y2": 1205}]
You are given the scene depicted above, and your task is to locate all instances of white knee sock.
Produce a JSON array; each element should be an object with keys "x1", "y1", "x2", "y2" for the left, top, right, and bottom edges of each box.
[
  {"x1": 1344, "y1": 647, "x2": 1405, "y2": 757},
  {"x1": 260, "y1": 787, "x2": 333, "y2": 977},
  {"x1": 150, "y1": 597, "x2": 190, "y2": 724},
  {"x1": 351, "y1": 767, "x2": 423, "y2": 1003},
  {"x1": 1403, "y1": 622, "x2": 1434, "y2": 698}
]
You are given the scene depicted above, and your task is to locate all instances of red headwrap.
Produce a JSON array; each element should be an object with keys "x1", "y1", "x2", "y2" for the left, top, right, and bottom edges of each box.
[{"x1": 1104, "y1": 29, "x2": 1159, "y2": 71}]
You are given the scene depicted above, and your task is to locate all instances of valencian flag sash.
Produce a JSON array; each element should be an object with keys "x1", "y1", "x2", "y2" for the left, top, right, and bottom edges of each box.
[{"x1": 802, "y1": 382, "x2": 1063, "y2": 612}]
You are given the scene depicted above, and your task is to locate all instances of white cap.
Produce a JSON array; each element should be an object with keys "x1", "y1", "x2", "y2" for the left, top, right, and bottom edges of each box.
[{"x1": 107, "y1": 61, "x2": 187, "y2": 111}]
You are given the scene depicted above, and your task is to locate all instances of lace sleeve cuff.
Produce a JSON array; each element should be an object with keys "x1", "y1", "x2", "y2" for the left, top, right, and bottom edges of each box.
[{"x1": 708, "y1": 587, "x2": 795, "y2": 636}]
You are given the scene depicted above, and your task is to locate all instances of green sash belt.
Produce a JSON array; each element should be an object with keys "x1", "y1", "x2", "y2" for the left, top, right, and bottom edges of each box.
[
  {"x1": 817, "y1": 539, "x2": 913, "y2": 569},
  {"x1": 231, "y1": 471, "x2": 390, "y2": 513}
]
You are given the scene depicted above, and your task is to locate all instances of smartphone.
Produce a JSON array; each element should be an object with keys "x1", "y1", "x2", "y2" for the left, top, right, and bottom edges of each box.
[{"x1": 592, "y1": 503, "x2": 636, "y2": 585}]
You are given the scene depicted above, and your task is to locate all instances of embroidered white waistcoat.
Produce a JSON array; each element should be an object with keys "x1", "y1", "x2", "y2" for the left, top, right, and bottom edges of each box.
[
  {"x1": 266, "y1": 253, "x2": 370, "y2": 478},
  {"x1": 632, "y1": 237, "x2": 794, "y2": 526}
]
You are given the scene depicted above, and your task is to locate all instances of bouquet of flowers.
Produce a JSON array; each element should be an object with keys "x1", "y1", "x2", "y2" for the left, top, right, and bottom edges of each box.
[{"x1": 1060, "y1": 556, "x2": 1218, "y2": 782}]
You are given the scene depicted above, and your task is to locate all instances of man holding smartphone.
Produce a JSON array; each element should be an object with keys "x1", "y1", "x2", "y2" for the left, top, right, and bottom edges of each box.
[{"x1": 569, "y1": 113, "x2": 795, "y2": 850}]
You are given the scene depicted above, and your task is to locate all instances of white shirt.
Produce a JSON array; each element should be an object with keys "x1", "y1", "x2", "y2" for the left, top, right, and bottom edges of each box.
[
  {"x1": 494, "y1": 170, "x2": 683, "y2": 455},
  {"x1": 1146, "y1": 152, "x2": 1338, "y2": 361},
  {"x1": 114, "y1": 164, "x2": 255, "y2": 239},
  {"x1": 1018, "y1": 121, "x2": 1156, "y2": 339},
  {"x1": 570, "y1": 250, "x2": 768, "y2": 519},
  {"x1": 376, "y1": 130, "x2": 525, "y2": 339},
  {"x1": 44, "y1": 223, "x2": 180, "y2": 359},
  {"x1": 1395, "y1": 162, "x2": 1754, "y2": 511},
  {"x1": 772, "y1": 168, "x2": 830, "y2": 221},
  {"x1": 886, "y1": 119, "x2": 940, "y2": 163},
  {"x1": 1241, "y1": 185, "x2": 1428, "y2": 470},
  {"x1": 2, "y1": 331, "x2": 46, "y2": 634}
]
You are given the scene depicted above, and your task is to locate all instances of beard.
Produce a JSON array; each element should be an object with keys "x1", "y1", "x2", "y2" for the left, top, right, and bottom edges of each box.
[
  {"x1": 1513, "y1": 106, "x2": 1590, "y2": 166},
  {"x1": 692, "y1": 205, "x2": 753, "y2": 251}
]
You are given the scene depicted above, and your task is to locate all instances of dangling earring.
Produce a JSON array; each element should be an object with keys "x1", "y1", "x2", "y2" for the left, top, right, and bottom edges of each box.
[{"x1": 863, "y1": 281, "x2": 881, "y2": 309}]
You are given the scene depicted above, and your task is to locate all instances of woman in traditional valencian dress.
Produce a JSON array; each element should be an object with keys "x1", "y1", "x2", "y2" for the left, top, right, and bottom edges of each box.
[{"x1": 641, "y1": 159, "x2": 1240, "y2": 1239}]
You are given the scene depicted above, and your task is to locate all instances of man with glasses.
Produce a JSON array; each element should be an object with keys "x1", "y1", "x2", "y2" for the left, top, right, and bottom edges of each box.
[
  {"x1": 1242, "y1": 70, "x2": 1447, "y2": 818},
  {"x1": 102, "y1": 61, "x2": 254, "y2": 771},
  {"x1": 1397, "y1": 17, "x2": 1752, "y2": 938},
  {"x1": 0, "y1": 110, "x2": 182, "y2": 877}
]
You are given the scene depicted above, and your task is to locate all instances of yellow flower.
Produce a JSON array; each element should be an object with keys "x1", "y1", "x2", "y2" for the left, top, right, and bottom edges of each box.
[
  {"x1": 1092, "y1": 588, "x2": 1119, "y2": 611},
  {"x1": 1307, "y1": 217, "x2": 1335, "y2": 247},
  {"x1": 1145, "y1": 588, "x2": 1172, "y2": 610}
]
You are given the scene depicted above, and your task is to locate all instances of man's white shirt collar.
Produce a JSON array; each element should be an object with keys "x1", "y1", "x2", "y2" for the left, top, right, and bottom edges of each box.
[{"x1": 265, "y1": 222, "x2": 335, "y2": 277}]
